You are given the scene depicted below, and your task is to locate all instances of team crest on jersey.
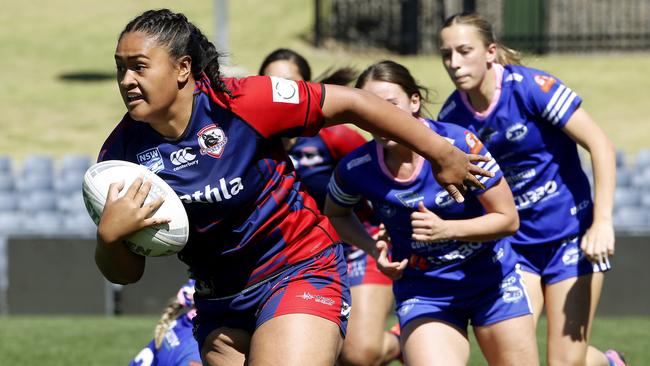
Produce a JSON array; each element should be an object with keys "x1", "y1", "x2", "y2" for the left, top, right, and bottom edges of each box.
[
  {"x1": 136, "y1": 147, "x2": 164, "y2": 173},
  {"x1": 506, "y1": 123, "x2": 529, "y2": 142},
  {"x1": 534, "y1": 74, "x2": 556, "y2": 93},
  {"x1": 464, "y1": 131, "x2": 484, "y2": 154},
  {"x1": 197, "y1": 124, "x2": 228, "y2": 158},
  {"x1": 270, "y1": 76, "x2": 299, "y2": 104}
]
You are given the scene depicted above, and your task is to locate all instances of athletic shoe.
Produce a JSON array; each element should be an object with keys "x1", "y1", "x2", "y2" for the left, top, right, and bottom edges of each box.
[{"x1": 605, "y1": 349, "x2": 628, "y2": 366}]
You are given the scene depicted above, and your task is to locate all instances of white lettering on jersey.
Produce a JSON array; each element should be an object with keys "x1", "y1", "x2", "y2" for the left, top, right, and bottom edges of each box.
[
  {"x1": 570, "y1": 199, "x2": 590, "y2": 215},
  {"x1": 270, "y1": 76, "x2": 299, "y2": 104},
  {"x1": 505, "y1": 168, "x2": 537, "y2": 185},
  {"x1": 505, "y1": 73, "x2": 524, "y2": 82},
  {"x1": 179, "y1": 177, "x2": 244, "y2": 203},
  {"x1": 513, "y1": 180, "x2": 558, "y2": 209},
  {"x1": 346, "y1": 154, "x2": 372, "y2": 170}
]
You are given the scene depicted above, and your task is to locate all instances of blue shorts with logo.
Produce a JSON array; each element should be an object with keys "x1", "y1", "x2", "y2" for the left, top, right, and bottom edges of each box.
[
  {"x1": 395, "y1": 265, "x2": 531, "y2": 331},
  {"x1": 513, "y1": 235, "x2": 611, "y2": 285},
  {"x1": 192, "y1": 244, "x2": 351, "y2": 348}
]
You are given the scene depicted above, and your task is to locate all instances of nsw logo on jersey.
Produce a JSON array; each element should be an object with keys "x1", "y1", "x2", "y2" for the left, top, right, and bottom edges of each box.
[
  {"x1": 136, "y1": 147, "x2": 164, "y2": 173},
  {"x1": 198, "y1": 124, "x2": 227, "y2": 158},
  {"x1": 170, "y1": 147, "x2": 198, "y2": 171},
  {"x1": 395, "y1": 191, "x2": 424, "y2": 208},
  {"x1": 270, "y1": 76, "x2": 299, "y2": 104}
]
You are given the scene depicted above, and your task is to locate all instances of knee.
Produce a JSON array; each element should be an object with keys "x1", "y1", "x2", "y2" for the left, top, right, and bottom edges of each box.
[
  {"x1": 201, "y1": 328, "x2": 250, "y2": 365},
  {"x1": 339, "y1": 340, "x2": 383, "y2": 366}
]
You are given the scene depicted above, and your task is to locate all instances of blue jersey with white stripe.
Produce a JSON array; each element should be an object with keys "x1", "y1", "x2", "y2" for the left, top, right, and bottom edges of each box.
[
  {"x1": 437, "y1": 64, "x2": 593, "y2": 245},
  {"x1": 128, "y1": 315, "x2": 201, "y2": 366},
  {"x1": 328, "y1": 119, "x2": 512, "y2": 288}
]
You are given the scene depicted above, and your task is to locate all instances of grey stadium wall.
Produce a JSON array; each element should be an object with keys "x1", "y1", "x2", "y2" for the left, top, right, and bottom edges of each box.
[{"x1": 0, "y1": 235, "x2": 648, "y2": 315}]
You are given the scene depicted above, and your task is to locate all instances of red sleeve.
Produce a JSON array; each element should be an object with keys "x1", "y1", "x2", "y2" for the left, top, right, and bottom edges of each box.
[
  {"x1": 319, "y1": 125, "x2": 368, "y2": 160},
  {"x1": 206, "y1": 76, "x2": 326, "y2": 138}
]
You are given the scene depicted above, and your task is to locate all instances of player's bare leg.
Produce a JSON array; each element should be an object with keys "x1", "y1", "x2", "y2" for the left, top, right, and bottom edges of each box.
[
  {"x1": 401, "y1": 318, "x2": 469, "y2": 366},
  {"x1": 544, "y1": 272, "x2": 604, "y2": 366},
  {"x1": 248, "y1": 313, "x2": 343, "y2": 366},
  {"x1": 520, "y1": 271, "x2": 545, "y2": 324},
  {"x1": 474, "y1": 314, "x2": 539, "y2": 366},
  {"x1": 340, "y1": 284, "x2": 398, "y2": 366},
  {"x1": 201, "y1": 327, "x2": 250, "y2": 366}
]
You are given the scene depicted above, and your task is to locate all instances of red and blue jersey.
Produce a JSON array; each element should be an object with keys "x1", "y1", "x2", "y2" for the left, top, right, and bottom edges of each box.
[
  {"x1": 287, "y1": 125, "x2": 367, "y2": 211},
  {"x1": 328, "y1": 119, "x2": 513, "y2": 291},
  {"x1": 437, "y1": 64, "x2": 593, "y2": 245},
  {"x1": 98, "y1": 75, "x2": 340, "y2": 296}
]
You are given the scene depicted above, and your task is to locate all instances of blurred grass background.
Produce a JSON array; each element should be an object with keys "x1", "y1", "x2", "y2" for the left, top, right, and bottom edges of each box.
[{"x1": 1, "y1": 0, "x2": 648, "y2": 163}]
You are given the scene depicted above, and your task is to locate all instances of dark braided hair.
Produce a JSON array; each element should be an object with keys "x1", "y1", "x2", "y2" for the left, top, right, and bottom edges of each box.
[{"x1": 120, "y1": 8, "x2": 232, "y2": 96}]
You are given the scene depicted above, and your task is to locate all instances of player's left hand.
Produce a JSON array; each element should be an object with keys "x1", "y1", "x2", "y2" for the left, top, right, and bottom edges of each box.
[
  {"x1": 375, "y1": 240, "x2": 407, "y2": 280},
  {"x1": 580, "y1": 219, "x2": 615, "y2": 267},
  {"x1": 411, "y1": 202, "x2": 450, "y2": 243}
]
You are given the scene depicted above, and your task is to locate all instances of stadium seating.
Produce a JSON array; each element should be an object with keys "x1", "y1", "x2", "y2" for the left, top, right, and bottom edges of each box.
[{"x1": 0, "y1": 151, "x2": 647, "y2": 237}]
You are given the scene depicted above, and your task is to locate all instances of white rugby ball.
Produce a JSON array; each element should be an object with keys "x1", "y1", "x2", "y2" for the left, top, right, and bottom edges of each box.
[{"x1": 82, "y1": 160, "x2": 189, "y2": 257}]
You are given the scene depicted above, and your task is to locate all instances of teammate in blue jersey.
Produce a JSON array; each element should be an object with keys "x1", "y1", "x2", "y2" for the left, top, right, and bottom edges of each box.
[
  {"x1": 259, "y1": 48, "x2": 400, "y2": 366},
  {"x1": 437, "y1": 13, "x2": 625, "y2": 366},
  {"x1": 129, "y1": 280, "x2": 201, "y2": 366},
  {"x1": 94, "y1": 9, "x2": 494, "y2": 366},
  {"x1": 326, "y1": 60, "x2": 538, "y2": 366}
]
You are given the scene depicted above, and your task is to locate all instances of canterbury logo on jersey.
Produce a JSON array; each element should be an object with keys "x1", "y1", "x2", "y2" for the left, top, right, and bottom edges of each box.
[
  {"x1": 179, "y1": 177, "x2": 244, "y2": 203},
  {"x1": 170, "y1": 148, "x2": 198, "y2": 171}
]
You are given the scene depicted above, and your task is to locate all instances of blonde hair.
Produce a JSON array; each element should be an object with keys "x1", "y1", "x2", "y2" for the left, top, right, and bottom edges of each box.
[
  {"x1": 153, "y1": 298, "x2": 185, "y2": 349},
  {"x1": 441, "y1": 12, "x2": 523, "y2": 66}
]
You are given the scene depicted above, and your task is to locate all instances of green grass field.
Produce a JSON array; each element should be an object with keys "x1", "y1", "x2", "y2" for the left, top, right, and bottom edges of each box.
[{"x1": 0, "y1": 315, "x2": 647, "y2": 365}]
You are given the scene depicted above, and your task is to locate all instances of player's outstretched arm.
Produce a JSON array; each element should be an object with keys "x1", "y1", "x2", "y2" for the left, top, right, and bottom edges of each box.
[{"x1": 321, "y1": 84, "x2": 492, "y2": 202}]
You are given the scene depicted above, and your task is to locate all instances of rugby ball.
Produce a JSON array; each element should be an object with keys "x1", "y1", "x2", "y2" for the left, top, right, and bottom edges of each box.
[{"x1": 82, "y1": 160, "x2": 189, "y2": 257}]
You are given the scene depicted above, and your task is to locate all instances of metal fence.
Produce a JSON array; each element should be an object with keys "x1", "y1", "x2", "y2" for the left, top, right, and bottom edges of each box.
[{"x1": 314, "y1": 0, "x2": 650, "y2": 54}]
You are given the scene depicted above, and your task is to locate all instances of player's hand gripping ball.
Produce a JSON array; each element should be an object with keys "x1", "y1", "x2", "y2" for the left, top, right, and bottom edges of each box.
[{"x1": 82, "y1": 160, "x2": 189, "y2": 256}]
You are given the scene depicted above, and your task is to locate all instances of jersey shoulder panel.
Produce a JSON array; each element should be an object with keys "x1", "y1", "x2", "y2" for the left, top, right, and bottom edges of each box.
[
  {"x1": 201, "y1": 75, "x2": 326, "y2": 138},
  {"x1": 328, "y1": 142, "x2": 376, "y2": 207},
  {"x1": 436, "y1": 90, "x2": 464, "y2": 121},
  {"x1": 97, "y1": 114, "x2": 133, "y2": 162},
  {"x1": 505, "y1": 64, "x2": 582, "y2": 128}
]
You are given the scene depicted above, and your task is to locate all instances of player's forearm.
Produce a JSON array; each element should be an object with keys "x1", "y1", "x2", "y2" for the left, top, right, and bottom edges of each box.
[
  {"x1": 444, "y1": 213, "x2": 519, "y2": 242},
  {"x1": 323, "y1": 86, "x2": 455, "y2": 170},
  {"x1": 95, "y1": 235, "x2": 145, "y2": 284},
  {"x1": 326, "y1": 211, "x2": 379, "y2": 259},
  {"x1": 589, "y1": 137, "x2": 616, "y2": 223}
]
